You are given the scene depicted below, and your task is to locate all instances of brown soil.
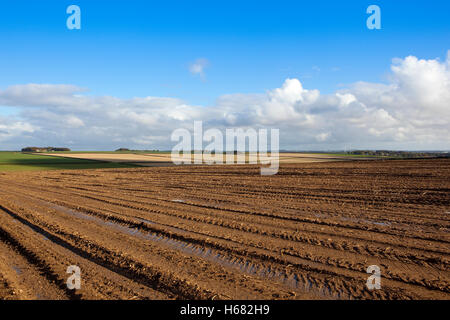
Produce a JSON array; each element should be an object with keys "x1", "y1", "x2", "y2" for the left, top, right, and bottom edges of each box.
[{"x1": 0, "y1": 159, "x2": 449, "y2": 300}]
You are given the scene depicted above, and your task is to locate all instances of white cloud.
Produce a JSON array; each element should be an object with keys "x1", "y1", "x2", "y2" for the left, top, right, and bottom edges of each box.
[
  {"x1": 189, "y1": 58, "x2": 209, "y2": 79},
  {"x1": 65, "y1": 115, "x2": 85, "y2": 128},
  {"x1": 0, "y1": 117, "x2": 35, "y2": 143},
  {"x1": 0, "y1": 84, "x2": 87, "y2": 107},
  {"x1": 316, "y1": 132, "x2": 330, "y2": 142},
  {"x1": 0, "y1": 52, "x2": 449, "y2": 150}
]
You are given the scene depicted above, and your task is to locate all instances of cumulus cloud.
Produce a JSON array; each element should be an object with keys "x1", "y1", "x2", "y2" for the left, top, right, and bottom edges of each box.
[
  {"x1": 0, "y1": 117, "x2": 35, "y2": 145},
  {"x1": 0, "y1": 84, "x2": 87, "y2": 107},
  {"x1": 0, "y1": 52, "x2": 449, "y2": 150}
]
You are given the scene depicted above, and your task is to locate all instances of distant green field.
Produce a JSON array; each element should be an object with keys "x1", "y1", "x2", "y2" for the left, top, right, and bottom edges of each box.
[{"x1": 0, "y1": 152, "x2": 138, "y2": 171}]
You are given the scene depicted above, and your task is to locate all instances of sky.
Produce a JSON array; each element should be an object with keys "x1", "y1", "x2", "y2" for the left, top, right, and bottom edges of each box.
[{"x1": 0, "y1": 0, "x2": 449, "y2": 151}]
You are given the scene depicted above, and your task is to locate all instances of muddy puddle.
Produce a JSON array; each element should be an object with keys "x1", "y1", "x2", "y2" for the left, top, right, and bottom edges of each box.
[
  {"x1": 339, "y1": 216, "x2": 391, "y2": 227},
  {"x1": 12, "y1": 266, "x2": 22, "y2": 275},
  {"x1": 45, "y1": 201, "x2": 342, "y2": 299}
]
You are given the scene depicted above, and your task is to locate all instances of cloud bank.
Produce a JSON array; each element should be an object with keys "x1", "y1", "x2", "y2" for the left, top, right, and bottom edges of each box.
[{"x1": 0, "y1": 52, "x2": 449, "y2": 150}]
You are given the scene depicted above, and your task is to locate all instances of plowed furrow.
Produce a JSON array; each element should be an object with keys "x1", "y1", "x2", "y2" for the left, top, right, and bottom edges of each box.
[{"x1": 0, "y1": 159, "x2": 448, "y2": 300}]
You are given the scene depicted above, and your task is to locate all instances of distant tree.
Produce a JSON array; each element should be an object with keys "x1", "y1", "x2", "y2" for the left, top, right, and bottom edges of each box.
[
  {"x1": 51, "y1": 147, "x2": 71, "y2": 152},
  {"x1": 115, "y1": 148, "x2": 130, "y2": 152},
  {"x1": 22, "y1": 147, "x2": 71, "y2": 152}
]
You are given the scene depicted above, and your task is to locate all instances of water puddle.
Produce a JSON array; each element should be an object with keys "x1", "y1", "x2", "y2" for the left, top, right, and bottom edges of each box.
[
  {"x1": 340, "y1": 216, "x2": 391, "y2": 227},
  {"x1": 12, "y1": 266, "x2": 22, "y2": 275},
  {"x1": 134, "y1": 216, "x2": 197, "y2": 238},
  {"x1": 171, "y1": 199, "x2": 185, "y2": 203},
  {"x1": 46, "y1": 202, "x2": 341, "y2": 299}
]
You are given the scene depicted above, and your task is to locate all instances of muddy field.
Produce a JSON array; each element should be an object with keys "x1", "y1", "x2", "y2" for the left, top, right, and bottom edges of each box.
[{"x1": 0, "y1": 159, "x2": 449, "y2": 300}]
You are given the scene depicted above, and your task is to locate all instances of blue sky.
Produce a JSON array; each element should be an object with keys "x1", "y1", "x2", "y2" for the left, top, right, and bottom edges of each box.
[
  {"x1": 0, "y1": 0, "x2": 449, "y2": 150},
  {"x1": 1, "y1": 0, "x2": 449, "y2": 105}
]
